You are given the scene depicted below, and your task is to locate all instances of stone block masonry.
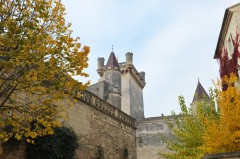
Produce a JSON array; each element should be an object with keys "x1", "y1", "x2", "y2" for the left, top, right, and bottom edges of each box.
[{"x1": 65, "y1": 90, "x2": 137, "y2": 159}]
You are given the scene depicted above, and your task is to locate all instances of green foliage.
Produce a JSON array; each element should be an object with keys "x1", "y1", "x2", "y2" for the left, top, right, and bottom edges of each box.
[
  {"x1": 26, "y1": 126, "x2": 79, "y2": 159},
  {"x1": 160, "y1": 95, "x2": 216, "y2": 159}
]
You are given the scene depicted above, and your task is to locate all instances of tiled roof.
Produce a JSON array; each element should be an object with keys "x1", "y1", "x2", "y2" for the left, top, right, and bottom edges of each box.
[
  {"x1": 105, "y1": 51, "x2": 120, "y2": 70},
  {"x1": 192, "y1": 80, "x2": 210, "y2": 103}
]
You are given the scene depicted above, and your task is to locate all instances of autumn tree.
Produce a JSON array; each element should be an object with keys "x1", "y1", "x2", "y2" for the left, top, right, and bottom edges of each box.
[
  {"x1": 161, "y1": 73, "x2": 240, "y2": 158},
  {"x1": 160, "y1": 95, "x2": 216, "y2": 159},
  {"x1": 201, "y1": 74, "x2": 240, "y2": 153},
  {"x1": 0, "y1": 0, "x2": 89, "y2": 143}
]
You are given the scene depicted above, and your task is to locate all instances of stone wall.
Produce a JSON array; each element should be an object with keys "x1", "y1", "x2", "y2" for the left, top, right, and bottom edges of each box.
[
  {"x1": 65, "y1": 90, "x2": 137, "y2": 159},
  {"x1": 136, "y1": 116, "x2": 173, "y2": 159},
  {"x1": 0, "y1": 144, "x2": 25, "y2": 159}
]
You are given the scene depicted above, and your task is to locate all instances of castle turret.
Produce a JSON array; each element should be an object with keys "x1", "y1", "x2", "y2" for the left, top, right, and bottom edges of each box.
[
  {"x1": 97, "y1": 57, "x2": 105, "y2": 78},
  {"x1": 191, "y1": 79, "x2": 210, "y2": 114},
  {"x1": 104, "y1": 51, "x2": 121, "y2": 109},
  {"x1": 126, "y1": 52, "x2": 133, "y2": 67}
]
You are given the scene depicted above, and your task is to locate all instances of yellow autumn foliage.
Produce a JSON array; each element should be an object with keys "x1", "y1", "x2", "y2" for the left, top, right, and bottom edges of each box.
[
  {"x1": 201, "y1": 74, "x2": 240, "y2": 153},
  {"x1": 0, "y1": 0, "x2": 89, "y2": 142},
  {"x1": 161, "y1": 74, "x2": 240, "y2": 158}
]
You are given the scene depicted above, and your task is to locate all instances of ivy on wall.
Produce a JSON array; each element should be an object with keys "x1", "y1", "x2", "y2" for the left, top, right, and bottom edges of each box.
[{"x1": 220, "y1": 31, "x2": 240, "y2": 79}]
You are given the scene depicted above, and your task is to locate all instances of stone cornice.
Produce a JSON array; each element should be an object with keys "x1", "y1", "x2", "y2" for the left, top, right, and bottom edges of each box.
[{"x1": 120, "y1": 63, "x2": 146, "y2": 89}]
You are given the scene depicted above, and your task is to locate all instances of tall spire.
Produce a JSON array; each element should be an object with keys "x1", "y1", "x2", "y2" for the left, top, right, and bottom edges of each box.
[
  {"x1": 192, "y1": 80, "x2": 210, "y2": 103},
  {"x1": 105, "y1": 50, "x2": 120, "y2": 71}
]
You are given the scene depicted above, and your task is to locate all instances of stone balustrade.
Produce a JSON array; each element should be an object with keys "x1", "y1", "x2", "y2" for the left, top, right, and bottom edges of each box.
[{"x1": 76, "y1": 90, "x2": 136, "y2": 129}]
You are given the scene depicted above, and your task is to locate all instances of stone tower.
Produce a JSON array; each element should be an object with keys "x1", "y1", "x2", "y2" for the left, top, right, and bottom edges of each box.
[
  {"x1": 87, "y1": 50, "x2": 145, "y2": 120},
  {"x1": 191, "y1": 79, "x2": 210, "y2": 114},
  {"x1": 120, "y1": 52, "x2": 145, "y2": 120},
  {"x1": 104, "y1": 52, "x2": 121, "y2": 109}
]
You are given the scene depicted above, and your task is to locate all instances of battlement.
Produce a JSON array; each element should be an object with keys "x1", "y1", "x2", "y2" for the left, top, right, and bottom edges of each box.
[{"x1": 76, "y1": 90, "x2": 136, "y2": 129}]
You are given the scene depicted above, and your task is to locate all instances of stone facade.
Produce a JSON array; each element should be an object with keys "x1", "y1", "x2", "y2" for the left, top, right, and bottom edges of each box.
[
  {"x1": 65, "y1": 90, "x2": 137, "y2": 159},
  {"x1": 136, "y1": 116, "x2": 173, "y2": 159},
  {"x1": 0, "y1": 144, "x2": 26, "y2": 159}
]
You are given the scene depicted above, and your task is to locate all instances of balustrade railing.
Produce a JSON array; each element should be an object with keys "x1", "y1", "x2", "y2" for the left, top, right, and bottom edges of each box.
[{"x1": 76, "y1": 90, "x2": 136, "y2": 128}]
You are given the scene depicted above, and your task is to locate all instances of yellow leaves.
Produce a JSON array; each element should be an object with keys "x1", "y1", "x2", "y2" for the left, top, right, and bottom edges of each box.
[
  {"x1": 60, "y1": 20, "x2": 65, "y2": 26},
  {"x1": 3, "y1": 138, "x2": 9, "y2": 142},
  {"x1": 32, "y1": 75, "x2": 38, "y2": 81},
  {"x1": 27, "y1": 117, "x2": 33, "y2": 123},
  {"x1": 83, "y1": 46, "x2": 90, "y2": 54},
  {"x1": 15, "y1": 133, "x2": 22, "y2": 141},
  {"x1": 202, "y1": 73, "x2": 240, "y2": 154},
  {"x1": 46, "y1": 127, "x2": 54, "y2": 135},
  {"x1": 28, "y1": 132, "x2": 37, "y2": 139},
  {"x1": 52, "y1": 121, "x2": 61, "y2": 127},
  {"x1": 0, "y1": 0, "x2": 89, "y2": 144}
]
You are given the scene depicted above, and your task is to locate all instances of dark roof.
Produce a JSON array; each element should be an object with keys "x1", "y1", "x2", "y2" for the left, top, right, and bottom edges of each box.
[
  {"x1": 105, "y1": 51, "x2": 120, "y2": 71},
  {"x1": 214, "y1": 3, "x2": 240, "y2": 59},
  {"x1": 192, "y1": 80, "x2": 210, "y2": 103}
]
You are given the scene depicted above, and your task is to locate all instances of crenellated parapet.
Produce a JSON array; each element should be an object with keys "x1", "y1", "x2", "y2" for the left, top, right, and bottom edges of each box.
[{"x1": 76, "y1": 90, "x2": 136, "y2": 129}]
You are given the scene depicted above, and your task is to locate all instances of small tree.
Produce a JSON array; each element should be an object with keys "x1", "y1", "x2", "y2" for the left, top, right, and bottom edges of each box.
[
  {"x1": 0, "y1": 0, "x2": 89, "y2": 142},
  {"x1": 160, "y1": 94, "x2": 216, "y2": 159}
]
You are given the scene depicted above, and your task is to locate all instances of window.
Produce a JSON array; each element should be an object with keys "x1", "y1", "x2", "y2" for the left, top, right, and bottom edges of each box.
[{"x1": 226, "y1": 33, "x2": 234, "y2": 59}]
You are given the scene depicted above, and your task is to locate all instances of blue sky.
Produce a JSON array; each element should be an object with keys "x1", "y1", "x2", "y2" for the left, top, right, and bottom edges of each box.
[{"x1": 62, "y1": 0, "x2": 239, "y2": 117}]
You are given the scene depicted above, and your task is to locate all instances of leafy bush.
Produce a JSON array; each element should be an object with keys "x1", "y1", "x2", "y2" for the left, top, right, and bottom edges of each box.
[{"x1": 26, "y1": 127, "x2": 79, "y2": 159}]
